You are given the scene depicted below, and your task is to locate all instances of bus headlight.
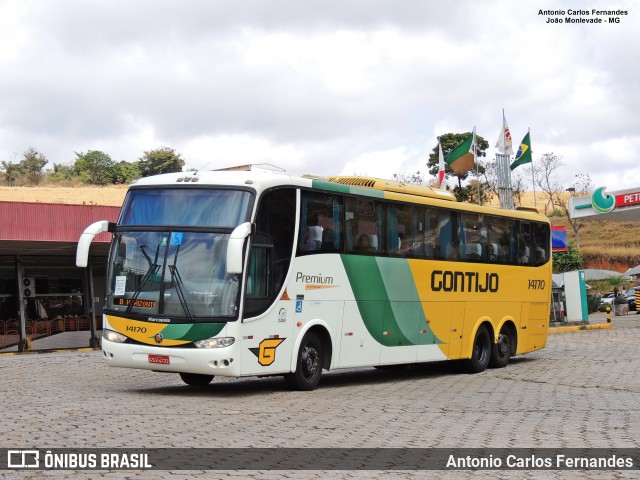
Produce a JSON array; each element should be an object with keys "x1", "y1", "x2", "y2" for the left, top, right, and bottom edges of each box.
[
  {"x1": 194, "y1": 337, "x2": 235, "y2": 349},
  {"x1": 103, "y1": 329, "x2": 128, "y2": 343}
]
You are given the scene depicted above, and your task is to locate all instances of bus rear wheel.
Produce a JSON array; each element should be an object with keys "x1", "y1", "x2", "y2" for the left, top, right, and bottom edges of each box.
[
  {"x1": 285, "y1": 331, "x2": 323, "y2": 391},
  {"x1": 179, "y1": 373, "x2": 214, "y2": 386},
  {"x1": 489, "y1": 326, "x2": 513, "y2": 369},
  {"x1": 463, "y1": 325, "x2": 491, "y2": 373}
]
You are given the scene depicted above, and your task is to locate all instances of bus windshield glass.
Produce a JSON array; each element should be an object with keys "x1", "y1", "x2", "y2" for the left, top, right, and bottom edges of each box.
[
  {"x1": 119, "y1": 188, "x2": 252, "y2": 227},
  {"x1": 106, "y1": 231, "x2": 240, "y2": 320},
  {"x1": 106, "y1": 188, "x2": 253, "y2": 320}
]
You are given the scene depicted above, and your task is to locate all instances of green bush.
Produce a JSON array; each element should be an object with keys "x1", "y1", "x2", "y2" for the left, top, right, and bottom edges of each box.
[{"x1": 587, "y1": 294, "x2": 602, "y2": 314}]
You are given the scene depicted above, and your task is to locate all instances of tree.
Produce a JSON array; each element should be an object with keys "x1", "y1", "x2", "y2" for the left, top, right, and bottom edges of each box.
[
  {"x1": 20, "y1": 147, "x2": 48, "y2": 185},
  {"x1": 531, "y1": 153, "x2": 593, "y2": 247},
  {"x1": 607, "y1": 275, "x2": 628, "y2": 295},
  {"x1": 111, "y1": 160, "x2": 140, "y2": 184},
  {"x1": 426, "y1": 132, "x2": 490, "y2": 203},
  {"x1": 552, "y1": 242, "x2": 583, "y2": 273},
  {"x1": 0, "y1": 160, "x2": 21, "y2": 186},
  {"x1": 49, "y1": 163, "x2": 74, "y2": 183},
  {"x1": 138, "y1": 147, "x2": 185, "y2": 177},
  {"x1": 560, "y1": 173, "x2": 594, "y2": 247},
  {"x1": 73, "y1": 150, "x2": 115, "y2": 185},
  {"x1": 532, "y1": 152, "x2": 564, "y2": 214},
  {"x1": 392, "y1": 171, "x2": 425, "y2": 185},
  {"x1": 510, "y1": 170, "x2": 527, "y2": 207}
]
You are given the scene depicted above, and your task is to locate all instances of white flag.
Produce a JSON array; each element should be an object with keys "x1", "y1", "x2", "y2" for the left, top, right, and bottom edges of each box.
[
  {"x1": 495, "y1": 113, "x2": 514, "y2": 155},
  {"x1": 438, "y1": 142, "x2": 445, "y2": 187}
]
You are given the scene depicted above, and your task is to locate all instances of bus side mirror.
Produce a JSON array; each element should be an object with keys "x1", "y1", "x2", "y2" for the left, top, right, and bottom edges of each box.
[
  {"x1": 76, "y1": 220, "x2": 113, "y2": 267},
  {"x1": 227, "y1": 222, "x2": 255, "y2": 274}
]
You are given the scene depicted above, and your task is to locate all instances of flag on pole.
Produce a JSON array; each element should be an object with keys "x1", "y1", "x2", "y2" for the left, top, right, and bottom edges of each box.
[
  {"x1": 444, "y1": 129, "x2": 476, "y2": 174},
  {"x1": 495, "y1": 113, "x2": 513, "y2": 155},
  {"x1": 438, "y1": 141, "x2": 445, "y2": 186},
  {"x1": 510, "y1": 131, "x2": 532, "y2": 171}
]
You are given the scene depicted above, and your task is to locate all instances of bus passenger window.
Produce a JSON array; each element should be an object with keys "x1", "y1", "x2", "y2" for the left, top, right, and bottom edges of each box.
[
  {"x1": 388, "y1": 203, "x2": 421, "y2": 257},
  {"x1": 532, "y1": 222, "x2": 550, "y2": 266},
  {"x1": 299, "y1": 192, "x2": 343, "y2": 254},
  {"x1": 518, "y1": 223, "x2": 533, "y2": 265},
  {"x1": 345, "y1": 198, "x2": 382, "y2": 255},
  {"x1": 485, "y1": 215, "x2": 512, "y2": 264},
  {"x1": 433, "y1": 211, "x2": 456, "y2": 260}
]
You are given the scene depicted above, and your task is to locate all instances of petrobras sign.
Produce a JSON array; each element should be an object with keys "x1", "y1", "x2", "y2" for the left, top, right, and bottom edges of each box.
[
  {"x1": 570, "y1": 186, "x2": 640, "y2": 220},
  {"x1": 590, "y1": 186, "x2": 640, "y2": 213}
]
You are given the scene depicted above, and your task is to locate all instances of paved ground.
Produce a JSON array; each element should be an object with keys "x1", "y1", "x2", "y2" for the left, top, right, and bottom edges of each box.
[{"x1": 1, "y1": 315, "x2": 639, "y2": 479}]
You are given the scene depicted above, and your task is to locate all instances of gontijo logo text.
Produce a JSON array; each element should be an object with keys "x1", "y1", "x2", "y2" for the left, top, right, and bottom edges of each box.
[{"x1": 431, "y1": 270, "x2": 499, "y2": 293}]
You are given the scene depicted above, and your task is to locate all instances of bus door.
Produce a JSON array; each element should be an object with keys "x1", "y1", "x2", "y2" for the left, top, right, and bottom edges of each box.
[{"x1": 240, "y1": 233, "x2": 294, "y2": 375}]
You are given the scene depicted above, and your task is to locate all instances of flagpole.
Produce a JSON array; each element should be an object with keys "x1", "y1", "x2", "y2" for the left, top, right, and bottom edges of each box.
[
  {"x1": 502, "y1": 109, "x2": 507, "y2": 157},
  {"x1": 529, "y1": 128, "x2": 536, "y2": 209},
  {"x1": 473, "y1": 127, "x2": 479, "y2": 205},
  {"x1": 437, "y1": 135, "x2": 443, "y2": 188}
]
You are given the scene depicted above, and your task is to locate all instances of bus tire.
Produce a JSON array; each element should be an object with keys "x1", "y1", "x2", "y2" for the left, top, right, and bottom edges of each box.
[
  {"x1": 179, "y1": 373, "x2": 214, "y2": 386},
  {"x1": 285, "y1": 331, "x2": 323, "y2": 391},
  {"x1": 463, "y1": 325, "x2": 491, "y2": 373},
  {"x1": 489, "y1": 326, "x2": 512, "y2": 369}
]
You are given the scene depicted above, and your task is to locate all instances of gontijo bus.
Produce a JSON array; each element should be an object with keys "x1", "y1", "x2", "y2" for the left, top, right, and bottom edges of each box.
[{"x1": 76, "y1": 165, "x2": 551, "y2": 390}]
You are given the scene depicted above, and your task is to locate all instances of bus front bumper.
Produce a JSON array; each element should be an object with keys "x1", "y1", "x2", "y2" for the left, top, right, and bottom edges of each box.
[{"x1": 102, "y1": 339, "x2": 241, "y2": 377}]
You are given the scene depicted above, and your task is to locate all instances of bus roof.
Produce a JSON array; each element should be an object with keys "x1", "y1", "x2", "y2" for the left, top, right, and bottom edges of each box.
[
  {"x1": 323, "y1": 176, "x2": 456, "y2": 202},
  {"x1": 128, "y1": 167, "x2": 548, "y2": 223}
]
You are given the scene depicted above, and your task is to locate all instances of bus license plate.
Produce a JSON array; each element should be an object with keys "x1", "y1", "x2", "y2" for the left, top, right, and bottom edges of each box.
[{"x1": 148, "y1": 354, "x2": 170, "y2": 365}]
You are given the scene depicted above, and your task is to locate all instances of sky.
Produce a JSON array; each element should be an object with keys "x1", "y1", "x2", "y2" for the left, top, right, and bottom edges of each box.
[{"x1": 0, "y1": 0, "x2": 638, "y2": 192}]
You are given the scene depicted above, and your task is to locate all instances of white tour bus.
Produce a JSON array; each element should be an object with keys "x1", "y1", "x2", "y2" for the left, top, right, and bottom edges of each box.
[{"x1": 77, "y1": 165, "x2": 551, "y2": 390}]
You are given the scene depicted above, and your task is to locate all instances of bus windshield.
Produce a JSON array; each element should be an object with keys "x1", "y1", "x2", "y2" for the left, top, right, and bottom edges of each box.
[
  {"x1": 106, "y1": 188, "x2": 253, "y2": 320},
  {"x1": 107, "y1": 231, "x2": 240, "y2": 320},
  {"x1": 120, "y1": 188, "x2": 252, "y2": 227}
]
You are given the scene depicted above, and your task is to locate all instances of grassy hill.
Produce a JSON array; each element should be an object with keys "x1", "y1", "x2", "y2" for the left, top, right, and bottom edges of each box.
[
  {"x1": 550, "y1": 216, "x2": 640, "y2": 271},
  {"x1": 2, "y1": 185, "x2": 639, "y2": 272}
]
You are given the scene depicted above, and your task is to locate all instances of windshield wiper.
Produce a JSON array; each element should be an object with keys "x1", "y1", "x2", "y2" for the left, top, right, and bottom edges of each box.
[
  {"x1": 167, "y1": 263, "x2": 194, "y2": 322},
  {"x1": 166, "y1": 243, "x2": 194, "y2": 321},
  {"x1": 126, "y1": 244, "x2": 161, "y2": 313}
]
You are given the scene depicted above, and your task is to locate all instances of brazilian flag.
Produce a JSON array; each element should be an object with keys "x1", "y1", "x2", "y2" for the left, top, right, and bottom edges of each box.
[{"x1": 510, "y1": 132, "x2": 532, "y2": 171}]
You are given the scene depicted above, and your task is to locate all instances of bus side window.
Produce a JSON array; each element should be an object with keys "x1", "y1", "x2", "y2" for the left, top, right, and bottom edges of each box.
[
  {"x1": 387, "y1": 203, "x2": 419, "y2": 257},
  {"x1": 486, "y1": 215, "x2": 511, "y2": 264},
  {"x1": 345, "y1": 198, "x2": 383, "y2": 255},
  {"x1": 518, "y1": 222, "x2": 533, "y2": 265},
  {"x1": 424, "y1": 209, "x2": 438, "y2": 259},
  {"x1": 459, "y1": 213, "x2": 483, "y2": 261},
  {"x1": 532, "y1": 222, "x2": 550, "y2": 266},
  {"x1": 433, "y1": 210, "x2": 456, "y2": 260},
  {"x1": 387, "y1": 205, "x2": 400, "y2": 254},
  {"x1": 321, "y1": 196, "x2": 343, "y2": 253},
  {"x1": 298, "y1": 191, "x2": 342, "y2": 254}
]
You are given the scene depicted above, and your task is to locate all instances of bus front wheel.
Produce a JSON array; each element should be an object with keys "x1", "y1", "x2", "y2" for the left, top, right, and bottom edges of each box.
[
  {"x1": 179, "y1": 373, "x2": 214, "y2": 386},
  {"x1": 285, "y1": 331, "x2": 323, "y2": 391},
  {"x1": 463, "y1": 325, "x2": 491, "y2": 373}
]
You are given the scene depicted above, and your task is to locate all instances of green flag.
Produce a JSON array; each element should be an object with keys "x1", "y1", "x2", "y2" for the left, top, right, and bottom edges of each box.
[
  {"x1": 444, "y1": 129, "x2": 476, "y2": 174},
  {"x1": 510, "y1": 132, "x2": 532, "y2": 171}
]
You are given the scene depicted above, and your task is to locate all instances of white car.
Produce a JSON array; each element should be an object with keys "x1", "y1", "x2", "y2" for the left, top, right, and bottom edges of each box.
[{"x1": 600, "y1": 293, "x2": 616, "y2": 305}]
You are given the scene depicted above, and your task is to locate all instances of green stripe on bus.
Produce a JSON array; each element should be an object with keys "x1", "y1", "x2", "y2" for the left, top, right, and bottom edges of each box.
[
  {"x1": 312, "y1": 180, "x2": 385, "y2": 198},
  {"x1": 156, "y1": 323, "x2": 225, "y2": 341},
  {"x1": 376, "y1": 258, "x2": 442, "y2": 345},
  {"x1": 341, "y1": 255, "x2": 443, "y2": 347}
]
